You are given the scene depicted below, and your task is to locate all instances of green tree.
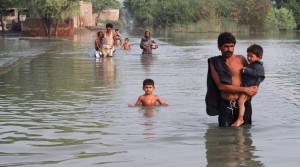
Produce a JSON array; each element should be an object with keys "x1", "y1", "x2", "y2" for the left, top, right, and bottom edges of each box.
[
  {"x1": 153, "y1": 0, "x2": 198, "y2": 30},
  {"x1": 124, "y1": 0, "x2": 291, "y2": 32},
  {"x1": 276, "y1": 0, "x2": 300, "y2": 29},
  {"x1": 123, "y1": 0, "x2": 156, "y2": 28},
  {"x1": 193, "y1": 0, "x2": 223, "y2": 31},
  {"x1": 92, "y1": 0, "x2": 121, "y2": 13},
  {"x1": 92, "y1": 0, "x2": 121, "y2": 22},
  {"x1": 234, "y1": 0, "x2": 272, "y2": 31},
  {"x1": 215, "y1": 0, "x2": 235, "y2": 19},
  {"x1": 124, "y1": 0, "x2": 225, "y2": 31},
  {"x1": 265, "y1": 7, "x2": 297, "y2": 31},
  {"x1": 30, "y1": 0, "x2": 79, "y2": 36}
]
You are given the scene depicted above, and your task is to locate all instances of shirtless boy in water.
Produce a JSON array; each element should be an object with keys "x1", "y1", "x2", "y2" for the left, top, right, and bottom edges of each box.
[
  {"x1": 122, "y1": 38, "x2": 131, "y2": 50},
  {"x1": 128, "y1": 79, "x2": 168, "y2": 107}
]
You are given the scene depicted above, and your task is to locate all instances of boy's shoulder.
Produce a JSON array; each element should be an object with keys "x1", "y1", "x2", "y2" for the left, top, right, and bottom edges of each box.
[
  {"x1": 248, "y1": 61, "x2": 264, "y2": 71},
  {"x1": 251, "y1": 61, "x2": 264, "y2": 66}
]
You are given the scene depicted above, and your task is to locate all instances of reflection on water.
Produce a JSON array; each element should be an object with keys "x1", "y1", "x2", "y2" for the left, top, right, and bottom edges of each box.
[
  {"x1": 140, "y1": 54, "x2": 157, "y2": 73},
  {"x1": 138, "y1": 106, "x2": 160, "y2": 118},
  {"x1": 138, "y1": 107, "x2": 160, "y2": 139},
  {"x1": 95, "y1": 57, "x2": 116, "y2": 88},
  {"x1": 205, "y1": 125, "x2": 263, "y2": 167}
]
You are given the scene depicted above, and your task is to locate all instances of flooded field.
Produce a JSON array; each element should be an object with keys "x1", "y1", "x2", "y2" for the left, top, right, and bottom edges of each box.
[{"x1": 0, "y1": 31, "x2": 300, "y2": 167}]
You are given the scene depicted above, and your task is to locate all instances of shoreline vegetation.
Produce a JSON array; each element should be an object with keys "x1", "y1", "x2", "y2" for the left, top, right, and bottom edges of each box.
[
  {"x1": 124, "y1": 0, "x2": 300, "y2": 33},
  {"x1": 2, "y1": 0, "x2": 299, "y2": 37},
  {"x1": 2, "y1": 25, "x2": 299, "y2": 38}
]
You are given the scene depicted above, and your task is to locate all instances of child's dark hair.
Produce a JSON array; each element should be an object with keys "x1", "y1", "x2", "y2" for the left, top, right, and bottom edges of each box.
[
  {"x1": 143, "y1": 79, "x2": 154, "y2": 87},
  {"x1": 125, "y1": 38, "x2": 129, "y2": 41},
  {"x1": 106, "y1": 23, "x2": 113, "y2": 28},
  {"x1": 97, "y1": 31, "x2": 102, "y2": 36},
  {"x1": 247, "y1": 44, "x2": 263, "y2": 58},
  {"x1": 115, "y1": 29, "x2": 119, "y2": 31},
  {"x1": 218, "y1": 32, "x2": 236, "y2": 47}
]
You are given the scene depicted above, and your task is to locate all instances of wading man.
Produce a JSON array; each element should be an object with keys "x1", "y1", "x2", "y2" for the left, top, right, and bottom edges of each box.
[{"x1": 206, "y1": 32, "x2": 258, "y2": 127}]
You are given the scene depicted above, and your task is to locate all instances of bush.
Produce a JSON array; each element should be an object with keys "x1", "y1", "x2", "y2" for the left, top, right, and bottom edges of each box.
[{"x1": 265, "y1": 7, "x2": 297, "y2": 31}]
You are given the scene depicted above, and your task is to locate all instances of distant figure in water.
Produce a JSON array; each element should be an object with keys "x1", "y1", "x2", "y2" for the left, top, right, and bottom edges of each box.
[
  {"x1": 95, "y1": 31, "x2": 104, "y2": 57},
  {"x1": 122, "y1": 38, "x2": 131, "y2": 50},
  {"x1": 128, "y1": 79, "x2": 168, "y2": 107},
  {"x1": 140, "y1": 30, "x2": 158, "y2": 54},
  {"x1": 114, "y1": 29, "x2": 123, "y2": 46},
  {"x1": 102, "y1": 23, "x2": 116, "y2": 57},
  {"x1": 232, "y1": 44, "x2": 265, "y2": 127}
]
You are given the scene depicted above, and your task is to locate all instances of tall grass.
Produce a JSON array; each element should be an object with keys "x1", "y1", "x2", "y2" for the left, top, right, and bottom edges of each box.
[{"x1": 171, "y1": 19, "x2": 250, "y2": 33}]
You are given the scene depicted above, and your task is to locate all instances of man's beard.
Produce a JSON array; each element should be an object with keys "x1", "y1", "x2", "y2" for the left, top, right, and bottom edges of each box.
[{"x1": 223, "y1": 51, "x2": 233, "y2": 58}]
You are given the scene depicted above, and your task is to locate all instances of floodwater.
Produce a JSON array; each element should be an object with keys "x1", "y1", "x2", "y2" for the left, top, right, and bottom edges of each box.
[{"x1": 0, "y1": 30, "x2": 300, "y2": 167}]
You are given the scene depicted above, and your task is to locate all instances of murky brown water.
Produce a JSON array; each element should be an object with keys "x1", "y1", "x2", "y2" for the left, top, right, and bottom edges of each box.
[{"x1": 0, "y1": 31, "x2": 300, "y2": 167}]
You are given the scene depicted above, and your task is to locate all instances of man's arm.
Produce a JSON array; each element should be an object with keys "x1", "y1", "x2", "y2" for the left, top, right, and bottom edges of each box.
[
  {"x1": 95, "y1": 38, "x2": 100, "y2": 49},
  {"x1": 140, "y1": 39, "x2": 145, "y2": 49},
  {"x1": 210, "y1": 63, "x2": 257, "y2": 97},
  {"x1": 112, "y1": 32, "x2": 117, "y2": 46},
  {"x1": 119, "y1": 35, "x2": 123, "y2": 45}
]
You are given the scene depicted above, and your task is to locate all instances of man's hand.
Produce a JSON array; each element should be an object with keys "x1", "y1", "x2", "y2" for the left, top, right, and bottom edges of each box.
[{"x1": 245, "y1": 85, "x2": 258, "y2": 97}]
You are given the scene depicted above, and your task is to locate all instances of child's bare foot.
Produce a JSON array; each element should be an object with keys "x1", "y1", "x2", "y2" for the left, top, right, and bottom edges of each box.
[{"x1": 231, "y1": 119, "x2": 244, "y2": 127}]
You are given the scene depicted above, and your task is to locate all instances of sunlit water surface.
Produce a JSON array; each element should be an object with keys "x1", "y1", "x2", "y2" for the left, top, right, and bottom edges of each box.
[{"x1": 0, "y1": 31, "x2": 300, "y2": 167}]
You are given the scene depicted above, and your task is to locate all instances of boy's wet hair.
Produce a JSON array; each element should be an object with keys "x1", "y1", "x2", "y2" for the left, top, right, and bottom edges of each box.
[
  {"x1": 143, "y1": 79, "x2": 154, "y2": 87},
  {"x1": 218, "y1": 32, "x2": 236, "y2": 47},
  {"x1": 106, "y1": 23, "x2": 113, "y2": 28},
  {"x1": 125, "y1": 38, "x2": 129, "y2": 41},
  {"x1": 97, "y1": 31, "x2": 102, "y2": 36},
  {"x1": 247, "y1": 44, "x2": 263, "y2": 58}
]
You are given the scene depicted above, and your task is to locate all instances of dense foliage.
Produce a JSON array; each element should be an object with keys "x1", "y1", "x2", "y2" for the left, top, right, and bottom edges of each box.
[
  {"x1": 275, "y1": 0, "x2": 300, "y2": 29},
  {"x1": 91, "y1": 0, "x2": 122, "y2": 18},
  {"x1": 233, "y1": 0, "x2": 271, "y2": 31},
  {"x1": 265, "y1": 7, "x2": 297, "y2": 31},
  {"x1": 29, "y1": 0, "x2": 79, "y2": 36},
  {"x1": 0, "y1": 0, "x2": 79, "y2": 35},
  {"x1": 123, "y1": 0, "x2": 299, "y2": 32},
  {"x1": 1, "y1": 0, "x2": 298, "y2": 35}
]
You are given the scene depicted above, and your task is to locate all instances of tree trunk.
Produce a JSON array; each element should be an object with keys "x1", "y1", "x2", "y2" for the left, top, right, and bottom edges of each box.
[
  {"x1": 42, "y1": 17, "x2": 48, "y2": 36},
  {"x1": 55, "y1": 23, "x2": 58, "y2": 36},
  {"x1": 42, "y1": 14, "x2": 51, "y2": 36}
]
